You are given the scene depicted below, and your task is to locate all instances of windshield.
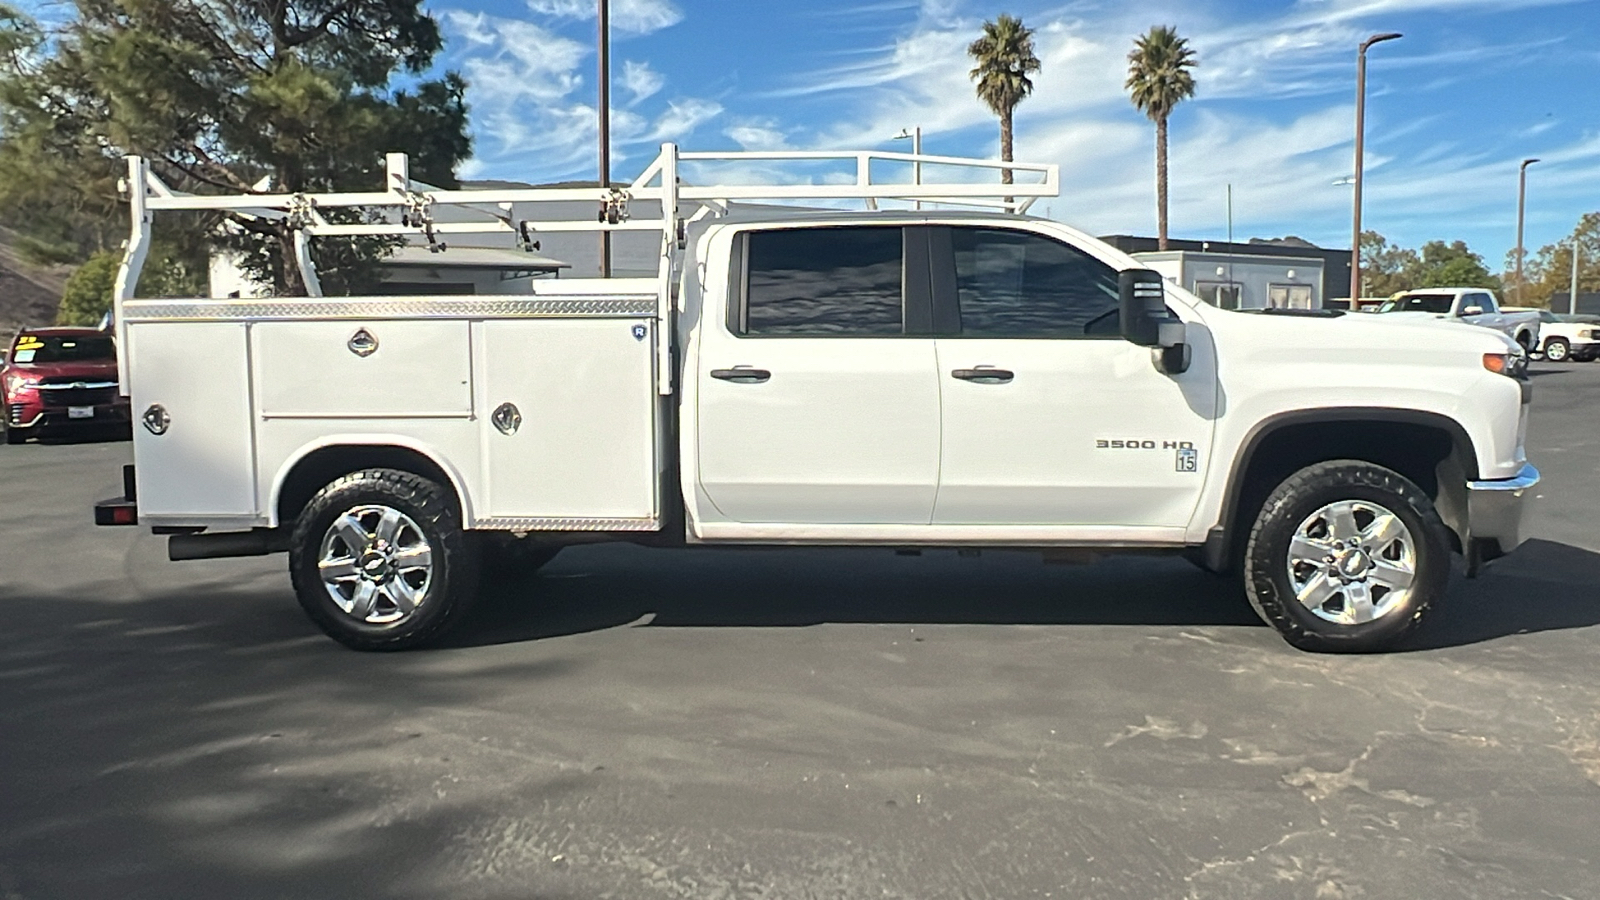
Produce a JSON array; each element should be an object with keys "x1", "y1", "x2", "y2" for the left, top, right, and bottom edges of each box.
[
  {"x1": 8, "y1": 334, "x2": 116, "y2": 365},
  {"x1": 1378, "y1": 294, "x2": 1454, "y2": 314}
]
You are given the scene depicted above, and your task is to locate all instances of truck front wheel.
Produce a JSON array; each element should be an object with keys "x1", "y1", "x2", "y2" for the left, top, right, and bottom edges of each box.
[
  {"x1": 288, "y1": 468, "x2": 481, "y2": 651},
  {"x1": 1242, "y1": 461, "x2": 1449, "y2": 653},
  {"x1": 1543, "y1": 337, "x2": 1570, "y2": 362}
]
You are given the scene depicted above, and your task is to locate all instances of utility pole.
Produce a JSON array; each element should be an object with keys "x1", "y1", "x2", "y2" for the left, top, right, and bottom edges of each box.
[
  {"x1": 1572, "y1": 241, "x2": 1581, "y2": 316},
  {"x1": 1515, "y1": 157, "x2": 1540, "y2": 304},
  {"x1": 599, "y1": 0, "x2": 611, "y2": 278},
  {"x1": 1349, "y1": 32, "x2": 1402, "y2": 308}
]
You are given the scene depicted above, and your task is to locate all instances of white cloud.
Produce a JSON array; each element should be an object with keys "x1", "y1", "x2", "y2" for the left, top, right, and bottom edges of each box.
[
  {"x1": 725, "y1": 120, "x2": 792, "y2": 151},
  {"x1": 441, "y1": 7, "x2": 718, "y2": 182},
  {"x1": 524, "y1": 0, "x2": 684, "y2": 35},
  {"x1": 650, "y1": 98, "x2": 724, "y2": 142},
  {"x1": 620, "y1": 60, "x2": 665, "y2": 104}
]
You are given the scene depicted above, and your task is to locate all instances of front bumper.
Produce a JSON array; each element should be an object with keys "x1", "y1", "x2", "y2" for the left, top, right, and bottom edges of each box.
[
  {"x1": 1464, "y1": 463, "x2": 1540, "y2": 573},
  {"x1": 7, "y1": 400, "x2": 131, "y2": 431}
]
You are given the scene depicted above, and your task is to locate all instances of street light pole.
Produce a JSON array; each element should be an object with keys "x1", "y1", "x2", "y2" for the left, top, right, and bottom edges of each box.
[
  {"x1": 1515, "y1": 157, "x2": 1540, "y2": 304},
  {"x1": 894, "y1": 127, "x2": 922, "y2": 210},
  {"x1": 598, "y1": 0, "x2": 611, "y2": 278},
  {"x1": 1349, "y1": 31, "x2": 1402, "y2": 308}
]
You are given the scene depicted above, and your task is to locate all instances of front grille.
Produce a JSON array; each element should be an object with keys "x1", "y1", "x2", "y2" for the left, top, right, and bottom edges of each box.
[{"x1": 37, "y1": 385, "x2": 118, "y2": 407}]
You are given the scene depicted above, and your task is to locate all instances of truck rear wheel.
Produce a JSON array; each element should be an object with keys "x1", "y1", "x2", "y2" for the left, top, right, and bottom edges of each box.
[
  {"x1": 288, "y1": 468, "x2": 481, "y2": 651},
  {"x1": 1242, "y1": 460, "x2": 1448, "y2": 653}
]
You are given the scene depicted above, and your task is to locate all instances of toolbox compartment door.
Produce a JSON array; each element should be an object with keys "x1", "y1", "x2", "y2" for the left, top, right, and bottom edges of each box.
[{"x1": 127, "y1": 322, "x2": 257, "y2": 517}]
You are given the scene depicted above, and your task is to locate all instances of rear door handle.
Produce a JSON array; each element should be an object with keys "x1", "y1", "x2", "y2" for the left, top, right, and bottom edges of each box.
[
  {"x1": 710, "y1": 367, "x2": 771, "y2": 384},
  {"x1": 951, "y1": 368, "x2": 1015, "y2": 384}
]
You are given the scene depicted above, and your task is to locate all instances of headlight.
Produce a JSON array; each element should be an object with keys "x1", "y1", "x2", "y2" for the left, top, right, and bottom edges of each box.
[{"x1": 3, "y1": 372, "x2": 39, "y2": 393}]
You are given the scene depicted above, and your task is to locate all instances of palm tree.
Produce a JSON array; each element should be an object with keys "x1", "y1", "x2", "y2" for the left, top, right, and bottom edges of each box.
[
  {"x1": 968, "y1": 14, "x2": 1040, "y2": 185},
  {"x1": 1126, "y1": 25, "x2": 1197, "y2": 250}
]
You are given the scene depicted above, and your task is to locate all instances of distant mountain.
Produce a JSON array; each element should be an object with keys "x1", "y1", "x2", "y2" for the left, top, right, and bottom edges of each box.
[{"x1": 0, "y1": 227, "x2": 70, "y2": 340}]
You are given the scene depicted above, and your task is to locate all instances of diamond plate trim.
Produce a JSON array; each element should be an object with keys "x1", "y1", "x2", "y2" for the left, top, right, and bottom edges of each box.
[
  {"x1": 474, "y1": 516, "x2": 661, "y2": 533},
  {"x1": 123, "y1": 296, "x2": 657, "y2": 322}
]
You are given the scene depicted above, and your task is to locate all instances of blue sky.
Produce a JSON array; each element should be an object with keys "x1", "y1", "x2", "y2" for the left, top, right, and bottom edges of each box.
[{"x1": 430, "y1": 0, "x2": 1600, "y2": 269}]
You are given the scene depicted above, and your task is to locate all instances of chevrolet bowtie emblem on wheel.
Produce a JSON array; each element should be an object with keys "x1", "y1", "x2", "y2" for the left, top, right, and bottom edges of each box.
[{"x1": 347, "y1": 328, "x2": 378, "y2": 357}]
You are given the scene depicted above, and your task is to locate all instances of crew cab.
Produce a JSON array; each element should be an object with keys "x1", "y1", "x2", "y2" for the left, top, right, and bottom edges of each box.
[
  {"x1": 1372, "y1": 288, "x2": 1541, "y2": 352},
  {"x1": 92, "y1": 145, "x2": 1540, "y2": 655},
  {"x1": 2, "y1": 327, "x2": 130, "y2": 444}
]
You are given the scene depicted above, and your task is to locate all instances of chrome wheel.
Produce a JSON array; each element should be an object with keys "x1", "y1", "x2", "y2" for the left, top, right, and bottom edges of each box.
[
  {"x1": 1286, "y1": 499, "x2": 1415, "y2": 626},
  {"x1": 1545, "y1": 339, "x2": 1569, "y2": 362},
  {"x1": 317, "y1": 504, "x2": 434, "y2": 624}
]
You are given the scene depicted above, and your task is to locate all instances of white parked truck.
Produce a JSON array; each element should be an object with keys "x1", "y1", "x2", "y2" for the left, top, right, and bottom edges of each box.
[
  {"x1": 1372, "y1": 287, "x2": 1542, "y2": 353},
  {"x1": 94, "y1": 145, "x2": 1539, "y2": 653}
]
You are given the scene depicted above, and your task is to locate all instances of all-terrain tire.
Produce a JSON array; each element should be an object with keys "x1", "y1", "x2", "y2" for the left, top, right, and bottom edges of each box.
[
  {"x1": 1242, "y1": 460, "x2": 1450, "y2": 653},
  {"x1": 289, "y1": 468, "x2": 481, "y2": 651}
]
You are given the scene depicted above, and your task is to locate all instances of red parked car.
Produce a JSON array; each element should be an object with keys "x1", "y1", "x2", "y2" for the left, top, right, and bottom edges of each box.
[{"x1": 2, "y1": 327, "x2": 131, "y2": 444}]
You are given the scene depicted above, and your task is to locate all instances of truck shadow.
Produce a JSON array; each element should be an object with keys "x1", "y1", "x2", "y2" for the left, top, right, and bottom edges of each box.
[{"x1": 448, "y1": 538, "x2": 1600, "y2": 652}]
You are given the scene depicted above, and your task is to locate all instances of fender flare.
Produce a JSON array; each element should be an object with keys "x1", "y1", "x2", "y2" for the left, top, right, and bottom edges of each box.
[{"x1": 1200, "y1": 407, "x2": 1478, "y2": 572}]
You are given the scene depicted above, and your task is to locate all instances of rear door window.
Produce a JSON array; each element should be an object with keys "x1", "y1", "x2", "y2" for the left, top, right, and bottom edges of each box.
[{"x1": 740, "y1": 227, "x2": 905, "y2": 336}]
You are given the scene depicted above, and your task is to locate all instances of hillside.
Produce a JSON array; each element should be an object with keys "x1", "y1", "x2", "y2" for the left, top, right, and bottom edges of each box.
[{"x1": 0, "y1": 226, "x2": 70, "y2": 341}]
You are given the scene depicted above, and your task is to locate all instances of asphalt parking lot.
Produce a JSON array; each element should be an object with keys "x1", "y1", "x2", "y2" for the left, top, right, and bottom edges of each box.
[{"x1": 2, "y1": 364, "x2": 1597, "y2": 900}]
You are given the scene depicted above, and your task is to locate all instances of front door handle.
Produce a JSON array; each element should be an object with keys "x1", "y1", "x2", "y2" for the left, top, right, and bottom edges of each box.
[
  {"x1": 710, "y1": 367, "x2": 771, "y2": 384},
  {"x1": 951, "y1": 367, "x2": 1015, "y2": 384}
]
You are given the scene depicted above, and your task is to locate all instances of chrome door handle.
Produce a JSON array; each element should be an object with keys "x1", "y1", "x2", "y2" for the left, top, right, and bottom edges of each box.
[
  {"x1": 951, "y1": 368, "x2": 1014, "y2": 384},
  {"x1": 710, "y1": 368, "x2": 771, "y2": 384}
]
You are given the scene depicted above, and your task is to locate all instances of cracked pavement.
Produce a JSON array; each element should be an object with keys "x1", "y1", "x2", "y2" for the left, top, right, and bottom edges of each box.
[{"x1": 1, "y1": 363, "x2": 1598, "y2": 899}]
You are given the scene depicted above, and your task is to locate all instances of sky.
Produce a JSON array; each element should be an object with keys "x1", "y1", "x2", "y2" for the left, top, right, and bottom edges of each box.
[{"x1": 426, "y1": 0, "x2": 1600, "y2": 269}]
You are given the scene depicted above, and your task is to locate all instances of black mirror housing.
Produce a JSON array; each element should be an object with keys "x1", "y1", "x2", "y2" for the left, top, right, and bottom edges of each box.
[{"x1": 1120, "y1": 269, "x2": 1169, "y2": 347}]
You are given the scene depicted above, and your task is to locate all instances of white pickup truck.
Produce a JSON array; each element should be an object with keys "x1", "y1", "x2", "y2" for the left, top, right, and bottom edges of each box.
[
  {"x1": 1372, "y1": 288, "x2": 1542, "y2": 353},
  {"x1": 94, "y1": 145, "x2": 1539, "y2": 654}
]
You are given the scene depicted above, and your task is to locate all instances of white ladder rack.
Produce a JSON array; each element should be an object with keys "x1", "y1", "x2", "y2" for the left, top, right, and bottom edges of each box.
[{"x1": 113, "y1": 143, "x2": 1059, "y2": 391}]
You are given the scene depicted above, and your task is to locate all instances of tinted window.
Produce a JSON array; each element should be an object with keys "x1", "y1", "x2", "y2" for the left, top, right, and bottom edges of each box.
[
  {"x1": 1381, "y1": 293, "x2": 1453, "y2": 314},
  {"x1": 743, "y1": 227, "x2": 903, "y2": 336},
  {"x1": 1468, "y1": 293, "x2": 1498, "y2": 313},
  {"x1": 9, "y1": 333, "x2": 115, "y2": 365},
  {"x1": 950, "y1": 228, "x2": 1120, "y2": 337}
]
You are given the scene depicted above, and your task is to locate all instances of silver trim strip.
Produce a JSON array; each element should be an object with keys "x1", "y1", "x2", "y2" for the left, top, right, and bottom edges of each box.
[
  {"x1": 122, "y1": 296, "x2": 657, "y2": 322},
  {"x1": 474, "y1": 516, "x2": 661, "y2": 533},
  {"x1": 39, "y1": 381, "x2": 120, "y2": 391}
]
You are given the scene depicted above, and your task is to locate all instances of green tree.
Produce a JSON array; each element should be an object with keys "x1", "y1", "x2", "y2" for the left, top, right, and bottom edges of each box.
[
  {"x1": 967, "y1": 14, "x2": 1040, "y2": 186},
  {"x1": 1521, "y1": 212, "x2": 1600, "y2": 308},
  {"x1": 0, "y1": 0, "x2": 470, "y2": 296},
  {"x1": 55, "y1": 244, "x2": 207, "y2": 326},
  {"x1": 1415, "y1": 240, "x2": 1499, "y2": 290},
  {"x1": 1126, "y1": 25, "x2": 1197, "y2": 251},
  {"x1": 1360, "y1": 230, "x2": 1421, "y2": 297}
]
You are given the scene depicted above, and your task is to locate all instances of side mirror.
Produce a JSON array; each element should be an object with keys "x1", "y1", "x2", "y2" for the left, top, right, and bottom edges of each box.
[
  {"x1": 1462, "y1": 306, "x2": 1484, "y2": 317},
  {"x1": 1120, "y1": 269, "x2": 1190, "y2": 374},
  {"x1": 1119, "y1": 269, "x2": 1168, "y2": 346}
]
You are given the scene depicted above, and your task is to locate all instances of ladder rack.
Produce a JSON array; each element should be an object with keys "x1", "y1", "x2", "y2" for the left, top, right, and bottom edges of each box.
[{"x1": 113, "y1": 143, "x2": 1059, "y2": 391}]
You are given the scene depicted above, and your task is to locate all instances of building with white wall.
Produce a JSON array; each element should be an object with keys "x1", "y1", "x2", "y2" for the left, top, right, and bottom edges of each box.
[{"x1": 1132, "y1": 250, "x2": 1326, "y2": 310}]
